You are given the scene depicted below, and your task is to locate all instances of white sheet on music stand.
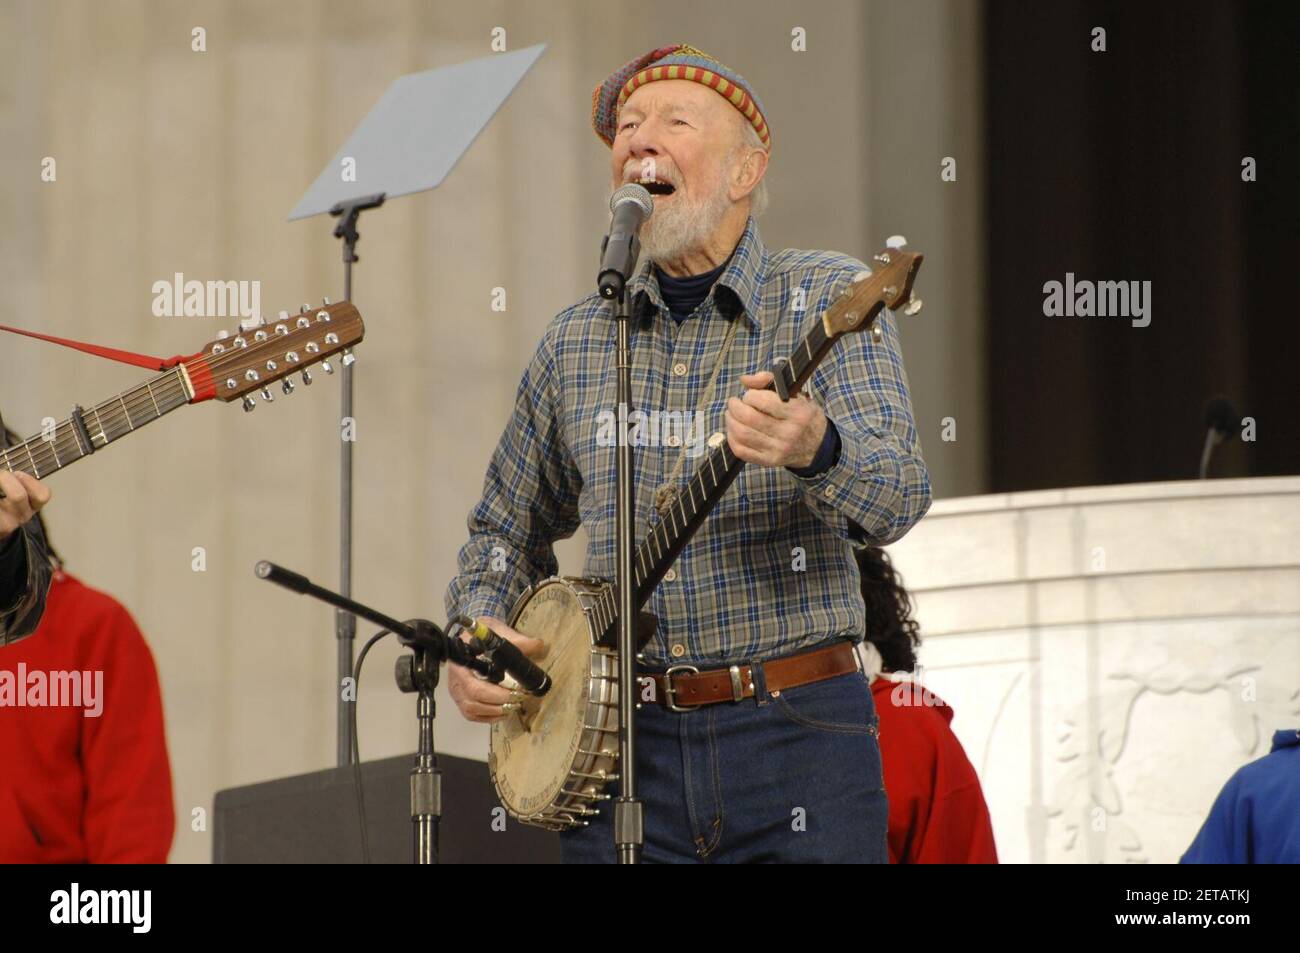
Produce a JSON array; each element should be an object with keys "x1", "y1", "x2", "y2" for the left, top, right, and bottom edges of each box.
[{"x1": 288, "y1": 43, "x2": 545, "y2": 221}]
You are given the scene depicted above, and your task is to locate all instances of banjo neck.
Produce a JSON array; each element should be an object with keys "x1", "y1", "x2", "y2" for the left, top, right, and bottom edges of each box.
[
  {"x1": 632, "y1": 320, "x2": 835, "y2": 604},
  {"x1": 587, "y1": 242, "x2": 924, "y2": 645}
]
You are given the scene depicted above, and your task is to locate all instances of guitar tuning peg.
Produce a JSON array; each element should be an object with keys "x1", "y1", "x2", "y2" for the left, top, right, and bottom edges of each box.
[
  {"x1": 341, "y1": 348, "x2": 356, "y2": 367},
  {"x1": 242, "y1": 395, "x2": 256, "y2": 412},
  {"x1": 886, "y1": 235, "x2": 908, "y2": 249},
  {"x1": 300, "y1": 303, "x2": 311, "y2": 313},
  {"x1": 301, "y1": 369, "x2": 313, "y2": 386},
  {"x1": 281, "y1": 378, "x2": 294, "y2": 395},
  {"x1": 903, "y1": 295, "x2": 923, "y2": 316},
  {"x1": 322, "y1": 296, "x2": 331, "y2": 305},
  {"x1": 321, "y1": 360, "x2": 334, "y2": 375},
  {"x1": 260, "y1": 387, "x2": 274, "y2": 403}
]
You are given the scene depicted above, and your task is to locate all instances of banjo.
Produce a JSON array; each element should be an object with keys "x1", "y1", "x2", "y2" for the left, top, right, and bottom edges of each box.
[{"x1": 488, "y1": 240, "x2": 923, "y2": 830}]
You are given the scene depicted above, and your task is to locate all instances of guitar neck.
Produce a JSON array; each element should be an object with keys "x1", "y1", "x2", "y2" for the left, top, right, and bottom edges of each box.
[
  {"x1": 0, "y1": 367, "x2": 192, "y2": 480},
  {"x1": 589, "y1": 315, "x2": 845, "y2": 639}
]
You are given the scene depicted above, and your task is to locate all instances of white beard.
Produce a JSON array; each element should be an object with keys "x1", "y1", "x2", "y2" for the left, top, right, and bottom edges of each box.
[{"x1": 627, "y1": 177, "x2": 733, "y2": 266}]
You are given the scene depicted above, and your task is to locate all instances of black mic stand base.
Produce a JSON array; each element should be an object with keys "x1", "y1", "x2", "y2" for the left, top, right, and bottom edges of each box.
[{"x1": 395, "y1": 623, "x2": 444, "y2": 864}]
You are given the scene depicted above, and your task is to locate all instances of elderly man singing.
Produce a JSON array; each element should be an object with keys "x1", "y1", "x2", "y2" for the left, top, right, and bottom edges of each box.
[{"x1": 446, "y1": 44, "x2": 931, "y2": 863}]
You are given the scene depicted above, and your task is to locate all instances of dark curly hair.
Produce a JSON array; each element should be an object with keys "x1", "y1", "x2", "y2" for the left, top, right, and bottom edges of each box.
[{"x1": 855, "y1": 545, "x2": 920, "y2": 673}]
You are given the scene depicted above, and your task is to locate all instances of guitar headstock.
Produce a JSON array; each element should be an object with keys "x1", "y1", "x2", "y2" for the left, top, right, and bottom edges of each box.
[
  {"x1": 822, "y1": 236, "x2": 924, "y2": 340},
  {"x1": 184, "y1": 300, "x2": 364, "y2": 409}
]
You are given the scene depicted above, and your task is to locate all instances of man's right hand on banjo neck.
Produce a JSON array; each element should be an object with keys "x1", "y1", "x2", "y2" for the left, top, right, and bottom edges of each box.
[{"x1": 447, "y1": 616, "x2": 546, "y2": 724}]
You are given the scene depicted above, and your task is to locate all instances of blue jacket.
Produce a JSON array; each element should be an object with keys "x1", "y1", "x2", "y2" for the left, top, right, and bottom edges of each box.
[{"x1": 1181, "y1": 728, "x2": 1300, "y2": 864}]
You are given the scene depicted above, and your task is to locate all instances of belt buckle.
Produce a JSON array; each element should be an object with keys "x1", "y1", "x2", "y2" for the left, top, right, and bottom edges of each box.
[
  {"x1": 728, "y1": 664, "x2": 745, "y2": 702},
  {"x1": 663, "y1": 664, "x2": 701, "y2": 712}
]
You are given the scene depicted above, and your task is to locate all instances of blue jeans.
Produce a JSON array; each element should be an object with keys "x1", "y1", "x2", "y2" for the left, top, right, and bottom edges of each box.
[{"x1": 558, "y1": 651, "x2": 888, "y2": 863}]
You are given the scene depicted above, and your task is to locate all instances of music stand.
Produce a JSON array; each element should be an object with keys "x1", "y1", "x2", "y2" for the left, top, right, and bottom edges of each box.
[{"x1": 287, "y1": 44, "x2": 546, "y2": 767}]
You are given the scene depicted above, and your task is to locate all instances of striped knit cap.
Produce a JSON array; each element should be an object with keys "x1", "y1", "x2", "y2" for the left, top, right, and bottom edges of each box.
[{"x1": 591, "y1": 44, "x2": 771, "y2": 152}]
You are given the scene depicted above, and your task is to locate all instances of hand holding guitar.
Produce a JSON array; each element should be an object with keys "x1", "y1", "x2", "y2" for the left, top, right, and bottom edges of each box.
[
  {"x1": 0, "y1": 471, "x2": 51, "y2": 542},
  {"x1": 725, "y1": 370, "x2": 828, "y2": 469}
]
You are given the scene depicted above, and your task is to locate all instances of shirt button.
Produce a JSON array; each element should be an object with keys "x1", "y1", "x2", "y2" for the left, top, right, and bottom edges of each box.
[
  {"x1": 664, "y1": 568, "x2": 677, "y2": 582},
  {"x1": 665, "y1": 433, "x2": 681, "y2": 447},
  {"x1": 673, "y1": 361, "x2": 688, "y2": 376},
  {"x1": 823, "y1": 485, "x2": 836, "y2": 499},
  {"x1": 670, "y1": 642, "x2": 687, "y2": 658}
]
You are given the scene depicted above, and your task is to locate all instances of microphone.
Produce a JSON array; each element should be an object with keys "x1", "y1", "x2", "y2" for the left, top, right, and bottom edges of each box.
[
  {"x1": 598, "y1": 184, "x2": 654, "y2": 300},
  {"x1": 1199, "y1": 396, "x2": 1238, "y2": 478},
  {"x1": 462, "y1": 618, "x2": 551, "y2": 697},
  {"x1": 254, "y1": 559, "x2": 311, "y2": 593}
]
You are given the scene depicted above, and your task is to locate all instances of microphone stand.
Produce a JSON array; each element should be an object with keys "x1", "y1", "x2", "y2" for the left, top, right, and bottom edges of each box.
[
  {"x1": 611, "y1": 283, "x2": 643, "y2": 864},
  {"x1": 395, "y1": 620, "x2": 443, "y2": 864},
  {"x1": 328, "y1": 192, "x2": 386, "y2": 769},
  {"x1": 255, "y1": 560, "x2": 494, "y2": 864},
  {"x1": 598, "y1": 186, "x2": 652, "y2": 864}
]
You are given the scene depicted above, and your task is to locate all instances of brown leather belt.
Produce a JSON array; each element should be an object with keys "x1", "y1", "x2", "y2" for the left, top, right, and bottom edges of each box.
[{"x1": 644, "y1": 641, "x2": 858, "y2": 712}]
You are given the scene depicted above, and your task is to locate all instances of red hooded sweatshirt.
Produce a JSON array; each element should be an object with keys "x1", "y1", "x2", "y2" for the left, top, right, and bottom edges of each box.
[
  {"x1": 0, "y1": 571, "x2": 174, "y2": 862},
  {"x1": 872, "y1": 675, "x2": 998, "y2": 864}
]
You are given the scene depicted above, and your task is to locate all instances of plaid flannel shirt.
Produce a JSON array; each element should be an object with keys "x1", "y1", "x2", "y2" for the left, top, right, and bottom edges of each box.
[{"x1": 445, "y1": 217, "x2": 931, "y2": 665}]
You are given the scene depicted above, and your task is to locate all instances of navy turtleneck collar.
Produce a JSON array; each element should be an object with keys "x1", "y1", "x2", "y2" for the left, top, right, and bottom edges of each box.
[{"x1": 654, "y1": 253, "x2": 732, "y2": 324}]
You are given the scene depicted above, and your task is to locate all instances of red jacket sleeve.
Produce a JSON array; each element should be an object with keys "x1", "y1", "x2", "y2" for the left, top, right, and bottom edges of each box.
[
  {"x1": 79, "y1": 595, "x2": 175, "y2": 863},
  {"x1": 910, "y1": 781, "x2": 999, "y2": 864},
  {"x1": 904, "y1": 717, "x2": 999, "y2": 864}
]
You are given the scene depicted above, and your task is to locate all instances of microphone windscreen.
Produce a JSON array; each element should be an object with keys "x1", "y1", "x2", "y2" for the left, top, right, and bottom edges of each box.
[
  {"x1": 609, "y1": 183, "x2": 654, "y2": 216},
  {"x1": 1204, "y1": 396, "x2": 1237, "y2": 436}
]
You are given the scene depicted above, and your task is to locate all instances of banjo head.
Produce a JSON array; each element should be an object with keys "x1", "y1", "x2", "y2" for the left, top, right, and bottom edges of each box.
[{"x1": 490, "y1": 577, "x2": 617, "y2": 828}]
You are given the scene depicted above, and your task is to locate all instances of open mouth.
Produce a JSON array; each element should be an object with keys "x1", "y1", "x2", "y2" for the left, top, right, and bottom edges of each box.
[{"x1": 637, "y1": 179, "x2": 677, "y2": 197}]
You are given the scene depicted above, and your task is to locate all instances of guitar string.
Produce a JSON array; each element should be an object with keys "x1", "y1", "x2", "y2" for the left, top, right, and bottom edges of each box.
[{"x1": 1, "y1": 376, "x2": 191, "y2": 474}]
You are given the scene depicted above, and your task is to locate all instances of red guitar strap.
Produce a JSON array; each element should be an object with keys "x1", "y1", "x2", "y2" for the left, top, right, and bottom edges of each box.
[{"x1": 0, "y1": 324, "x2": 197, "y2": 371}]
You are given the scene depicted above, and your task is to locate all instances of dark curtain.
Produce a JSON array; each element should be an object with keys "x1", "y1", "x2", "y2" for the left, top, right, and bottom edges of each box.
[{"x1": 984, "y1": 0, "x2": 1299, "y2": 491}]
